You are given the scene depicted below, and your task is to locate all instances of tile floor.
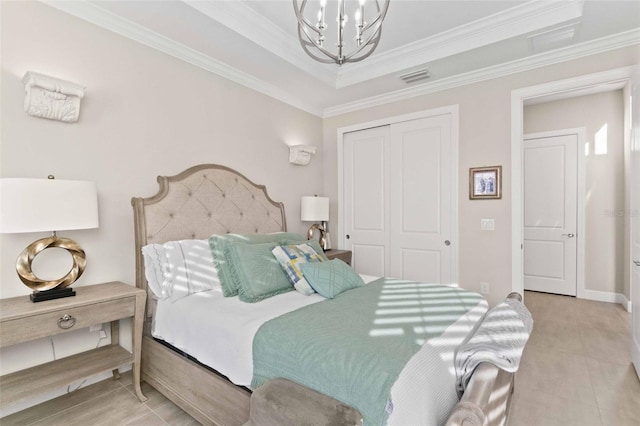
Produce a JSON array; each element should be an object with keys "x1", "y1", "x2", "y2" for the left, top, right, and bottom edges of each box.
[
  {"x1": 1, "y1": 371, "x2": 199, "y2": 426},
  {"x1": 2, "y1": 291, "x2": 639, "y2": 425},
  {"x1": 509, "y1": 291, "x2": 639, "y2": 426}
]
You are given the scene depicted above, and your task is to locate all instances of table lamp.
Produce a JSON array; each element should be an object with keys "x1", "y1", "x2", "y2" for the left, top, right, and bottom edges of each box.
[
  {"x1": 301, "y1": 195, "x2": 330, "y2": 251},
  {"x1": 0, "y1": 176, "x2": 99, "y2": 302}
]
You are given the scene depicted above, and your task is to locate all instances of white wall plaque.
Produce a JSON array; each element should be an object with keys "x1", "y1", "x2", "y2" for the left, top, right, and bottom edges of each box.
[
  {"x1": 288, "y1": 145, "x2": 317, "y2": 166},
  {"x1": 23, "y1": 72, "x2": 85, "y2": 123}
]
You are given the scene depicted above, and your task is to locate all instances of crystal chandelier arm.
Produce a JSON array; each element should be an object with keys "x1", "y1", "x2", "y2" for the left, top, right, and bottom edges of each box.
[
  {"x1": 343, "y1": 31, "x2": 381, "y2": 62},
  {"x1": 298, "y1": 26, "x2": 340, "y2": 63},
  {"x1": 355, "y1": 2, "x2": 364, "y2": 45},
  {"x1": 294, "y1": 0, "x2": 341, "y2": 62},
  {"x1": 360, "y1": 0, "x2": 389, "y2": 33},
  {"x1": 336, "y1": 0, "x2": 346, "y2": 63},
  {"x1": 293, "y1": 0, "x2": 322, "y2": 37},
  {"x1": 342, "y1": 0, "x2": 387, "y2": 62}
]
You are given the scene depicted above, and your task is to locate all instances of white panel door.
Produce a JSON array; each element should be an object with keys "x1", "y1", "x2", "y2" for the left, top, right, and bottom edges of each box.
[
  {"x1": 389, "y1": 115, "x2": 452, "y2": 283},
  {"x1": 343, "y1": 113, "x2": 454, "y2": 283},
  {"x1": 523, "y1": 132, "x2": 578, "y2": 296},
  {"x1": 630, "y1": 69, "x2": 640, "y2": 380},
  {"x1": 343, "y1": 126, "x2": 390, "y2": 277}
]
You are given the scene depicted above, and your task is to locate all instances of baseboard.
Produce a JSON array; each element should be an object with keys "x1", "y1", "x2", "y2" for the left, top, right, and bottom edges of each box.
[
  {"x1": 623, "y1": 294, "x2": 632, "y2": 312},
  {"x1": 581, "y1": 289, "x2": 631, "y2": 312}
]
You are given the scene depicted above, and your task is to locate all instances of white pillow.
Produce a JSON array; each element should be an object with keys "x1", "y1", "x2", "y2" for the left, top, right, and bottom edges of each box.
[{"x1": 141, "y1": 239, "x2": 220, "y2": 302}]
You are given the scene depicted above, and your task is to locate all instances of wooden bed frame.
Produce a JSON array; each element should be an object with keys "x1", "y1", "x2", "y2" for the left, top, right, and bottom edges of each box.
[{"x1": 132, "y1": 164, "x2": 514, "y2": 426}]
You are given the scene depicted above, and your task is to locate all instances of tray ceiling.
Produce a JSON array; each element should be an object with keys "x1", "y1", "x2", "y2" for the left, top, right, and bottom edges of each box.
[{"x1": 45, "y1": 0, "x2": 640, "y2": 116}]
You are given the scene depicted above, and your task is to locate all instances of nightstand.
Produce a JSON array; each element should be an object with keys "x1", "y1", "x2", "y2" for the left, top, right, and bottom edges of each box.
[
  {"x1": 325, "y1": 249, "x2": 352, "y2": 266},
  {"x1": 0, "y1": 281, "x2": 147, "y2": 409}
]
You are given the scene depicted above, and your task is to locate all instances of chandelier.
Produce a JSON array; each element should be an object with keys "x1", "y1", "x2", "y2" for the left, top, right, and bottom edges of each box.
[{"x1": 293, "y1": 0, "x2": 390, "y2": 65}]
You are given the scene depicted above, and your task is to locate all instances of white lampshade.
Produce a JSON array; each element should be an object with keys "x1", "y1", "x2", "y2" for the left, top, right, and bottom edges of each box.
[
  {"x1": 0, "y1": 178, "x2": 99, "y2": 234},
  {"x1": 301, "y1": 196, "x2": 329, "y2": 222}
]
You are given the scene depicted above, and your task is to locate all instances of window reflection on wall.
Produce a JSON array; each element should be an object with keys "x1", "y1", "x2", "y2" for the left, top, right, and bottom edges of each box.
[{"x1": 595, "y1": 123, "x2": 608, "y2": 155}]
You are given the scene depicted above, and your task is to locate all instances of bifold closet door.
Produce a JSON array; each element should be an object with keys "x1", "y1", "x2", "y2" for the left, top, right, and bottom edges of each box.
[{"x1": 343, "y1": 114, "x2": 454, "y2": 283}]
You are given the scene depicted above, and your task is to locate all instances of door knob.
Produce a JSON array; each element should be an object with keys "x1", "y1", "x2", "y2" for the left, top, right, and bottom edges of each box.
[
  {"x1": 561, "y1": 233, "x2": 575, "y2": 238},
  {"x1": 444, "y1": 240, "x2": 451, "y2": 246},
  {"x1": 634, "y1": 260, "x2": 640, "y2": 267},
  {"x1": 346, "y1": 234, "x2": 350, "y2": 240}
]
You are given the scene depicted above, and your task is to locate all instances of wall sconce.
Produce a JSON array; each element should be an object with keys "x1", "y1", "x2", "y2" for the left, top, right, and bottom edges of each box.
[
  {"x1": 289, "y1": 145, "x2": 317, "y2": 166},
  {"x1": 23, "y1": 71, "x2": 85, "y2": 123},
  {"x1": 301, "y1": 195, "x2": 331, "y2": 250},
  {"x1": 0, "y1": 176, "x2": 99, "y2": 302}
]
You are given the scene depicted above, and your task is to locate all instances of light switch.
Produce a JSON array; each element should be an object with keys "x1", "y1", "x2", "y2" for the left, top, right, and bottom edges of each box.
[{"x1": 481, "y1": 218, "x2": 495, "y2": 231}]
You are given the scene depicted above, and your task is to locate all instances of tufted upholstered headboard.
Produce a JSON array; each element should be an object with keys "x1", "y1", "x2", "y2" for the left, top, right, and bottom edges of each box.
[{"x1": 131, "y1": 164, "x2": 287, "y2": 319}]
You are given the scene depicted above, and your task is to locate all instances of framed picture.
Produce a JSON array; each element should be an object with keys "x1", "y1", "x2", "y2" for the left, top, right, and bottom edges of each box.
[{"x1": 469, "y1": 166, "x2": 502, "y2": 199}]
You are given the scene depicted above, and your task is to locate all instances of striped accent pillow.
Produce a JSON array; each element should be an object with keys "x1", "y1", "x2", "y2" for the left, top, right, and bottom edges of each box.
[{"x1": 272, "y1": 243, "x2": 326, "y2": 295}]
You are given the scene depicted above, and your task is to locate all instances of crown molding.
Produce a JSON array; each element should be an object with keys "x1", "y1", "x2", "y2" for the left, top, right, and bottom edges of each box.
[
  {"x1": 182, "y1": 0, "x2": 336, "y2": 87},
  {"x1": 41, "y1": 0, "x2": 323, "y2": 117},
  {"x1": 323, "y1": 29, "x2": 640, "y2": 117},
  {"x1": 37, "y1": 0, "x2": 638, "y2": 119},
  {"x1": 336, "y1": 0, "x2": 585, "y2": 88}
]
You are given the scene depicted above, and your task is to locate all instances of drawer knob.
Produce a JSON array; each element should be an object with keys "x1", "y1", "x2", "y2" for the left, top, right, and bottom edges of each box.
[{"x1": 57, "y1": 314, "x2": 76, "y2": 329}]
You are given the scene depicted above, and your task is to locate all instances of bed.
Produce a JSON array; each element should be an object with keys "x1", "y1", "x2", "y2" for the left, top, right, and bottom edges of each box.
[{"x1": 132, "y1": 164, "x2": 518, "y2": 426}]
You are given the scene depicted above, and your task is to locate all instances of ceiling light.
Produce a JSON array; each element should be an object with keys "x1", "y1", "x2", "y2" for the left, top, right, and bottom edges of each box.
[{"x1": 293, "y1": 0, "x2": 390, "y2": 65}]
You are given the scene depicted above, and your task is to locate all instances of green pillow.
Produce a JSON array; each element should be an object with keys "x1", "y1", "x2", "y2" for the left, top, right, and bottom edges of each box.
[
  {"x1": 209, "y1": 232, "x2": 305, "y2": 297},
  {"x1": 227, "y1": 242, "x2": 293, "y2": 303},
  {"x1": 299, "y1": 259, "x2": 365, "y2": 299}
]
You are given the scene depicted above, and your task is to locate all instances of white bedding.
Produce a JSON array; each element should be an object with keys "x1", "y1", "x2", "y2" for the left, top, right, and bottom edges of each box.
[
  {"x1": 388, "y1": 295, "x2": 487, "y2": 425},
  {"x1": 152, "y1": 276, "x2": 487, "y2": 425},
  {"x1": 153, "y1": 287, "x2": 323, "y2": 385}
]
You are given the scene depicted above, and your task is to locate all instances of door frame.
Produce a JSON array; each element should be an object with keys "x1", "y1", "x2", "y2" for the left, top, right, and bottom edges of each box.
[
  {"x1": 511, "y1": 66, "x2": 634, "y2": 304},
  {"x1": 523, "y1": 128, "x2": 586, "y2": 297},
  {"x1": 630, "y1": 64, "x2": 640, "y2": 378},
  {"x1": 337, "y1": 105, "x2": 460, "y2": 284}
]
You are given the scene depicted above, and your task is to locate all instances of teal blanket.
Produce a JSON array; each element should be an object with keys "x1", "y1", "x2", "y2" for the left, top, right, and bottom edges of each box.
[{"x1": 251, "y1": 278, "x2": 484, "y2": 426}]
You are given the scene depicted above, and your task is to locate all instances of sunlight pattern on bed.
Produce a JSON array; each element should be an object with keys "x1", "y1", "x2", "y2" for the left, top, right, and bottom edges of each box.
[{"x1": 251, "y1": 278, "x2": 485, "y2": 426}]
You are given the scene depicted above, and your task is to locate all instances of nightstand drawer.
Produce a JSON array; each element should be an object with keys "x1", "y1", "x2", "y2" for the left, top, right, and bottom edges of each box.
[{"x1": 0, "y1": 296, "x2": 135, "y2": 347}]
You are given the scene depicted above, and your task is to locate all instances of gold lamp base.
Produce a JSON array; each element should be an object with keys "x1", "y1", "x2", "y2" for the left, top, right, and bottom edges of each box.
[
  {"x1": 307, "y1": 223, "x2": 328, "y2": 251},
  {"x1": 16, "y1": 234, "x2": 86, "y2": 301}
]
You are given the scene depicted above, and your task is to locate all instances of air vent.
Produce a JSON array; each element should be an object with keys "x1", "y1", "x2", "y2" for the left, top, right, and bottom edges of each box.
[{"x1": 398, "y1": 68, "x2": 430, "y2": 84}]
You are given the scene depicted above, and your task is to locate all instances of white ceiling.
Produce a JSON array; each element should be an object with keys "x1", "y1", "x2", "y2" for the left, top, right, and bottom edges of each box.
[{"x1": 46, "y1": 0, "x2": 640, "y2": 116}]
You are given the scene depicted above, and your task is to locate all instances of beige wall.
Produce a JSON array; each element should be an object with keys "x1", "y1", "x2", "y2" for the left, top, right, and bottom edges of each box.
[
  {"x1": 323, "y1": 46, "x2": 639, "y2": 306},
  {"x1": 0, "y1": 0, "x2": 322, "y2": 402},
  {"x1": 1, "y1": 1, "x2": 324, "y2": 297},
  {"x1": 524, "y1": 91, "x2": 627, "y2": 297}
]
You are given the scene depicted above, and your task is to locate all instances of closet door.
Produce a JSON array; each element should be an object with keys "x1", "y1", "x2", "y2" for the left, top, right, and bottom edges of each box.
[
  {"x1": 342, "y1": 113, "x2": 455, "y2": 283},
  {"x1": 389, "y1": 115, "x2": 453, "y2": 283},
  {"x1": 343, "y1": 126, "x2": 390, "y2": 277}
]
